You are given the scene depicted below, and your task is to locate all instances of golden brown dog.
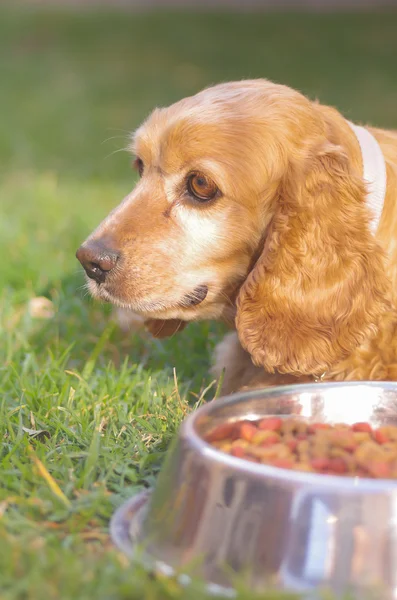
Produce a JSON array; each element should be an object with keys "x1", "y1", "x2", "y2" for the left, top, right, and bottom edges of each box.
[{"x1": 76, "y1": 79, "x2": 397, "y2": 394}]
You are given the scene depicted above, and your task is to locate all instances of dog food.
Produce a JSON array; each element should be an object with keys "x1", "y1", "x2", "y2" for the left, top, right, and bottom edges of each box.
[{"x1": 205, "y1": 417, "x2": 397, "y2": 479}]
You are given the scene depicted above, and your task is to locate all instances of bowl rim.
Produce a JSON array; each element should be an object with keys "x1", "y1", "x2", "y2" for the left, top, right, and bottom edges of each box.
[{"x1": 181, "y1": 381, "x2": 397, "y2": 492}]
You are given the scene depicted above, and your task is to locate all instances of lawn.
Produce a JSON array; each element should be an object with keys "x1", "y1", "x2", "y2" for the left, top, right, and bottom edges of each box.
[{"x1": 1, "y1": 6, "x2": 397, "y2": 599}]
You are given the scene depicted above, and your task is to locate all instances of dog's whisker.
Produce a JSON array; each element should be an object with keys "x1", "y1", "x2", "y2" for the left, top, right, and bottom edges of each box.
[
  {"x1": 218, "y1": 290, "x2": 236, "y2": 310},
  {"x1": 105, "y1": 127, "x2": 132, "y2": 134},
  {"x1": 103, "y1": 146, "x2": 129, "y2": 161},
  {"x1": 101, "y1": 135, "x2": 130, "y2": 145},
  {"x1": 152, "y1": 319, "x2": 167, "y2": 337},
  {"x1": 170, "y1": 320, "x2": 186, "y2": 339}
]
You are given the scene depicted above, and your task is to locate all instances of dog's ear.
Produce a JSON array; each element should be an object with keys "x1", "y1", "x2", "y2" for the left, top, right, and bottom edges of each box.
[
  {"x1": 144, "y1": 319, "x2": 186, "y2": 339},
  {"x1": 236, "y1": 140, "x2": 389, "y2": 377}
]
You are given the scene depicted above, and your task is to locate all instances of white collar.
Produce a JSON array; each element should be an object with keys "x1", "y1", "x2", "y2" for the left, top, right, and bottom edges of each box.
[{"x1": 347, "y1": 121, "x2": 387, "y2": 235}]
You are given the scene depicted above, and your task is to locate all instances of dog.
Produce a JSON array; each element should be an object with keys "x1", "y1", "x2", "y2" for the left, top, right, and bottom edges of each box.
[{"x1": 76, "y1": 79, "x2": 397, "y2": 395}]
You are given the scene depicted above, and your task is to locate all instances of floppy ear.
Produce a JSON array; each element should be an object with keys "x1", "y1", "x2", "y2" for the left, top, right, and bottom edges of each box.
[{"x1": 236, "y1": 140, "x2": 390, "y2": 377}]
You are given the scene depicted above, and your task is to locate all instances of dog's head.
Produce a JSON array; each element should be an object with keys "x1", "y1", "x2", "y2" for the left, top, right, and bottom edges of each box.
[{"x1": 77, "y1": 79, "x2": 388, "y2": 376}]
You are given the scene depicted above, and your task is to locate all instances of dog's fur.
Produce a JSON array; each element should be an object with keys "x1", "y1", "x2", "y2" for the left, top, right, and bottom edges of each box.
[{"x1": 79, "y1": 79, "x2": 397, "y2": 394}]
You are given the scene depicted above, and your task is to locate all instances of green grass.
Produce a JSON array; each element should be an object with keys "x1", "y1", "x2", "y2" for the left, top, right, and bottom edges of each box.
[{"x1": 1, "y1": 7, "x2": 397, "y2": 599}]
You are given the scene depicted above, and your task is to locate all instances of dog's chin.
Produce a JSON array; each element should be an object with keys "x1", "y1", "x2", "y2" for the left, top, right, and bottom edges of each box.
[{"x1": 85, "y1": 279, "x2": 223, "y2": 321}]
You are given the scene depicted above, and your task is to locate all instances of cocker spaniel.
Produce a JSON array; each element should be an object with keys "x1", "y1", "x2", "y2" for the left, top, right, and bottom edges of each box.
[{"x1": 76, "y1": 79, "x2": 397, "y2": 395}]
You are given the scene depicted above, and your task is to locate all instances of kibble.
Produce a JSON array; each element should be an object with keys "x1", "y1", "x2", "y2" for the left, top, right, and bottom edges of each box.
[{"x1": 205, "y1": 417, "x2": 397, "y2": 479}]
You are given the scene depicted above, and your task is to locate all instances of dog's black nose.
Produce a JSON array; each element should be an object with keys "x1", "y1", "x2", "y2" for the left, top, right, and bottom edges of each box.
[{"x1": 76, "y1": 241, "x2": 119, "y2": 284}]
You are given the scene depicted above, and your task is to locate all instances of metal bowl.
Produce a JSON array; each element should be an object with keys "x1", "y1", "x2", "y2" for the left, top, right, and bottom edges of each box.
[{"x1": 111, "y1": 382, "x2": 397, "y2": 599}]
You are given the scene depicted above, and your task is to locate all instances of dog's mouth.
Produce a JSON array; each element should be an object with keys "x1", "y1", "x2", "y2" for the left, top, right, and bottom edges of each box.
[
  {"x1": 179, "y1": 285, "x2": 208, "y2": 307},
  {"x1": 86, "y1": 280, "x2": 209, "y2": 315}
]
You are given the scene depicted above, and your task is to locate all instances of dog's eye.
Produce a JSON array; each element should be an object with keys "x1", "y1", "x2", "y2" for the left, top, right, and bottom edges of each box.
[
  {"x1": 134, "y1": 157, "x2": 144, "y2": 177},
  {"x1": 187, "y1": 172, "x2": 218, "y2": 202}
]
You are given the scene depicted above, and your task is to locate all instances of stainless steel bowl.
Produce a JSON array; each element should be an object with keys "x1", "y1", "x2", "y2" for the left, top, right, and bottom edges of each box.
[{"x1": 111, "y1": 382, "x2": 397, "y2": 599}]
